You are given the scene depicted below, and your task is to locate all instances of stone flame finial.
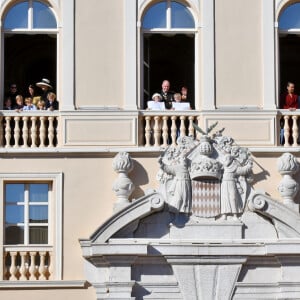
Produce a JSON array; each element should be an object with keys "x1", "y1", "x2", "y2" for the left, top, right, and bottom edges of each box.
[
  {"x1": 112, "y1": 152, "x2": 135, "y2": 212},
  {"x1": 277, "y1": 153, "x2": 299, "y2": 211}
]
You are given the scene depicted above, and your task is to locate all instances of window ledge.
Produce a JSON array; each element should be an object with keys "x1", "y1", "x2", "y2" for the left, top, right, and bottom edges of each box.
[{"x1": 0, "y1": 280, "x2": 88, "y2": 289}]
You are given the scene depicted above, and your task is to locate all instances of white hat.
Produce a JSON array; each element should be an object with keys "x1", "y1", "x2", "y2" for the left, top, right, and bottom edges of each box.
[
  {"x1": 36, "y1": 78, "x2": 52, "y2": 89},
  {"x1": 152, "y1": 93, "x2": 162, "y2": 100}
]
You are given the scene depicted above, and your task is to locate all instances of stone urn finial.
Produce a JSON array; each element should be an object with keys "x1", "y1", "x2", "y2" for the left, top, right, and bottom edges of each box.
[
  {"x1": 112, "y1": 152, "x2": 135, "y2": 212},
  {"x1": 277, "y1": 153, "x2": 299, "y2": 211}
]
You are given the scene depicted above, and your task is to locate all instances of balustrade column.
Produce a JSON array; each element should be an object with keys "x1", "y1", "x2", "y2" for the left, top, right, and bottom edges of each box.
[
  {"x1": 284, "y1": 115, "x2": 290, "y2": 147},
  {"x1": 188, "y1": 116, "x2": 195, "y2": 137},
  {"x1": 22, "y1": 117, "x2": 29, "y2": 148},
  {"x1": 9, "y1": 252, "x2": 18, "y2": 281},
  {"x1": 180, "y1": 116, "x2": 186, "y2": 137},
  {"x1": 29, "y1": 251, "x2": 37, "y2": 280},
  {"x1": 13, "y1": 116, "x2": 21, "y2": 148},
  {"x1": 5, "y1": 116, "x2": 12, "y2": 148},
  {"x1": 38, "y1": 252, "x2": 47, "y2": 280},
  {"x1": 144, "y1": 116, "x2": 151, "y2": 147},
  {"x1": 40, "y1": 117, "x2": 46, "y2": 147},
  {"x1": 292, "y1": 115, "x2": 299, "y2": 147},
  {"x1": 171, "y1": 116, "x2": 177, "y2": 146},
  {"x1": 162, "y1": 116, "x2": 169, "y2": 147},
  {"x1": 31, "y1": 117, "x2": 38, "y2": 147},
  {"x1": 48, "y1": 116, "x2": 55, "y2": 147},
  {"x1": 48, "y1": 252, "x2": 54, "y2": 280},
  {"x1": 153, "y1": 116, "x2": 161, "y2": 147},
  {"x1": 19, "y1": 251, "x2": 28, "y2": 280}
]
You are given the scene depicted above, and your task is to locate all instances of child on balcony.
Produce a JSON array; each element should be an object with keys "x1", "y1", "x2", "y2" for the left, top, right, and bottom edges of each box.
[
  {"x1": 14, "y1": 95, "x2": 24, "y2": 112},
  {"x1": 37, "y1": 99, "x2": 46, "y2": 110},
  {"x1": 23, "y1": 97, "x2": 37, "y2": 111},
  {"x1": 147, "y1": 93, "x2": 165, "y2": 110},
  {"x1": 46, "y1": 92, "x2": 59, "y2": 111}
]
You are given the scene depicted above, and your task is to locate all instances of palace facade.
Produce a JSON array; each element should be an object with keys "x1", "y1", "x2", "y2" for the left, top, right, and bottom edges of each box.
[{"x1": 1, "y1": 0, "x2": 300, "y2": 299}]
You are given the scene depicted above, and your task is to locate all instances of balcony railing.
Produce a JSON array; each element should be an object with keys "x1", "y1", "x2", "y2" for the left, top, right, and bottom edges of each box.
[
  {"x1": 0, "y1": 110, "x2": 299, "y2": 149},
  {"x1": 0, "y1": 111, "x2": 59, "y2": 148},
  {"x1": 3, "y1": 246, "x2": 53, "y2": 281},
  {"x1": 279, "y1": 111, "x2": 300, "y2": 147},
  {"x1": 140, "y1": 111, "x2": 201, "y2": 147}
]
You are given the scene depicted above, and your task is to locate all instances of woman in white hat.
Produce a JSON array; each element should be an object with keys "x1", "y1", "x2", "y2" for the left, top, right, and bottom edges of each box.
[{"x1": 36, "y1": 78, "x2": 53, "y2": 102}]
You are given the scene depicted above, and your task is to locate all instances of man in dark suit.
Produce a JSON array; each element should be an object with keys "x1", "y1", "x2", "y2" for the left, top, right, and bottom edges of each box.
[{"x1": 160, "y1": 80, "x2": 174, "y2": 110}]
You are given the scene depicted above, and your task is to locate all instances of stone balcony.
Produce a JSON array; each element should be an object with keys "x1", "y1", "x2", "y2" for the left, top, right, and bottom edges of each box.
[
  {"x1": 0, "y1": 109, "x2": 298, "y2": 151},
  {"x1": 3, "y1": 246, "x2": 53, "y2": 281}
]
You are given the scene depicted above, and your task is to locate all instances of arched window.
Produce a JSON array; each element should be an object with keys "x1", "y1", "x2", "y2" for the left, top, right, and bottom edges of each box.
[
  {"x1": 2, "y1": 0, "x2": 58, "y2": 105},
  {"x1": 278, "y1": 2, "x2": 300, "y2": 105},
  {"x1": 141, "y1": 0, "x2": 196, "y2": 108}
]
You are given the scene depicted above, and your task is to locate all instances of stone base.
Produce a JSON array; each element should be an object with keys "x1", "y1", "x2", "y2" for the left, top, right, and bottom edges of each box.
[{"x1": 169, "y1": 220, "x2": 243, "y2": 239}]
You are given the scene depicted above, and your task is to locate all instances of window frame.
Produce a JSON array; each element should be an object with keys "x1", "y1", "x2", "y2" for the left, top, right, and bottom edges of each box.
[
  {"x1": 0, "y1": 0, "x2": 75, "y2": 111},
  {"x1": 5, "y1": 182, "x2": 50, "y2": 245},
  {"x1": 133, "y1": 0, "x2": 215, "y2": 110},
  {"x1": 0, "y1": 172, "x2": 63, "y2": 280}
]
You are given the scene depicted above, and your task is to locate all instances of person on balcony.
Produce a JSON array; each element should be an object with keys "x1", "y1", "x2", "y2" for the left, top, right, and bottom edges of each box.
[
  {"x1": 281, "y1": 82, "x2": 298, "y2": 110},
  {"x1": 3, "y1": 97, "x2": 13, "y2": 110},
  {"x1": 23, "y1": 97, "x2": 37, "y2": 111},
  {"x1": 36, "y1": 78, "x2": 53, "y2": 102},
  {"x1": 13, "y1": 95, "x2": 24, "y2": 111},
  {"x1": 27, "y1": 84, "x2": 41, "y2": 106},
  {"x1": 159, "y1": 80, "x2": 174, "y2": 110},
  {"x1": 147, "y1": 93, "x2": 165, "y2": 110},
  {"x1": 5, "y1": 83, "x2": 19, "y2": 107},
  {"x1": 37, "y1": 99, "x2": 46, "y2": 110},
  {"x1": 280, "y1": 82, "x2": 299, "y2": 145},
  {"x1": 46, "y1": 92, "x2": 59, "y2": 111}
]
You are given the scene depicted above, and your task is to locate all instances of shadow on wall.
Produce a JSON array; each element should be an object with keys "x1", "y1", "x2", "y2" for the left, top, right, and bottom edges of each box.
[{"x1": 130, "y1": 159, "x2": 150, "y2": 200}]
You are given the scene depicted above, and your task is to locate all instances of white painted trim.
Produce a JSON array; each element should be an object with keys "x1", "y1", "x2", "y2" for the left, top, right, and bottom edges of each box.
[
  {"x1": 201, "y1": 0, "x2": 215, "y2": 110},
  {"x1": 0, "y1": 280, "x2": 87, "y2": 289},
  {"x1": 60, "y1": 0, "x2": 75, "y2": 111},
  {"x1": 0, "y1": 172, "x2": 63, "y2": 280},
  {"x1": 262, "y1": 0, "x2": 276, "y2": 109}
]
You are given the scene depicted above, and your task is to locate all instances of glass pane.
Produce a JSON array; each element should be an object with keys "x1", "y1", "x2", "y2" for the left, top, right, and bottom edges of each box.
[
  {"x1": 33, "y1": 1, "x2": 57, "y2": 28},
  {"x1": 29, "y1": 226, "x2": 48, "y2": 244},
  {"x1": 29, "y1": 205, "x2": 48, "y2": 223},
  {"x1": 171, "y1": 1, "x2": 195, "y2": 28},
  {"x1": 4, "y1": 2, "x2": 28, "y2": 29},
  {"x1": 5, "y1": 225, "x2": 24, "y2": 244},
  {"x1": 279, "y1": 3, "x2": 300, "y2": 30},
  {"x1": 142, "y1": 1, "x2": 166, "y2": 29},
  {"x1": 6, "y1": 184, "x2": 25, "y2": 203},
  {"x1": 29, "y1": 183, "x2": 49, "y2": 202},
  {"x1": 6, "y1": 205, "x2": 24, "y2": 223}
]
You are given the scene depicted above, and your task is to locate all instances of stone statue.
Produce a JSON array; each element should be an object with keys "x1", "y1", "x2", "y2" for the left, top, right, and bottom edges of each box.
[
  {"x1": 220, "y1": 147, "x2": 253, "y2": 220},
  {"x1": 158, "y1": 154, "x2": 192, "y2": 214},
  {"x1": 158, "y1": 136, "x2": 195, "y2": 214}
]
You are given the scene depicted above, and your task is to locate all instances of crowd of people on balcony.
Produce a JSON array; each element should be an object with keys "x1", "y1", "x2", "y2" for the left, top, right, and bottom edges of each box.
[
  {"x1": 147, "y1": 80, "x2": 192, "y2": 111},
  {"x1": 3, "y1": 78, "x2": 59, "y2": 111}
]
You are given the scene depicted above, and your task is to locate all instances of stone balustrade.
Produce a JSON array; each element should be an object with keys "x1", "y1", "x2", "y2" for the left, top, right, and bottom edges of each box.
[
  {"x1": 0, "y1": 111, "x2": 59, "y2": 148},
  {"x1": 279, "y1": 111, "x2": 300, "y2": 147},
  {"x1": 3, "y1": 246, "x2": 53, "y2": 280},
  {"x1": 140, "y1": 111, "x2": 201, "y2": 147}
]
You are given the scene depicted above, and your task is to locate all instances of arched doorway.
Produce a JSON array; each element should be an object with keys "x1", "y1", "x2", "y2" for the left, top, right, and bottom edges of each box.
[
  {"x1": 278, "y1": 2, "x2": 300, "y2": 105},
  {"x1": 141, "y1": 0, "x2": 196, "y2": 108},
  {"x1": 2, "y1": 0, "x2": 57, "y2": 104}
]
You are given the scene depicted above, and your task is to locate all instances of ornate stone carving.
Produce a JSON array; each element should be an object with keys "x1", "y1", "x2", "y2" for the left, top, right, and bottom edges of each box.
[
  {"x1": 157, "y1": 129, "x2": 254, "y2": 220},
  {"x1": 112, "y1": 152, "x2": 135, "y2": 212},
  {"x1": 277, "y1": 152, "x2": 299, "y2": 211}
]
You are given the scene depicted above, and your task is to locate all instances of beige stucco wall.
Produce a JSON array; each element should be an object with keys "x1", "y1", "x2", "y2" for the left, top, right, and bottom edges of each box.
[
  {"x1": 75, "y1": 0, "x2": 124, "y2": 108},
  {"x1": 215, "y1": 0, "x2": 263, "y2": 108}
]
